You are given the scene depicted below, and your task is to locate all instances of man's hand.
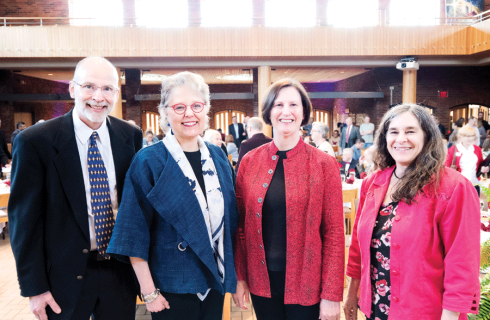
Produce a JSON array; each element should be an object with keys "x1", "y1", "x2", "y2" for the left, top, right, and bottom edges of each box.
[{"x1": 30, "y1": 291, "x2": 61, "y2": 320}]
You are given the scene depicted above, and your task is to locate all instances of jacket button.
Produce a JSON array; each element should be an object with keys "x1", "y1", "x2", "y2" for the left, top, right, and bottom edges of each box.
[
  {"x1": 392, "y1": 296, "x2": 399, "y2": 302},
  {"x1": 261, "y1": 260, "x2": 265, "y2": 265},
  {"x1": 272, "y1": 155, "x2": 277, "y2": 160},
  {"x1": 395, "y1": 215, "x2": 401, "y2": 221},
  {"x1": 77, "y1": 275, "x2": 83, "y2": 280},
  {"x1": 259, "y1": 245, "x2": 263, "y2": 249},
  {"x1": 82, "y1": 249, "x2": 89, "y2": 254},
  {"x1": 258, "y1": 230, "x2": 261, "y2": 234},
  {"x1": 392, "y1": 243, "x2": 400, "y2": 250},
  {"x1": 268, "y1": 169, "x2": 273, "y2": 174},
  {"x1": 258, "y1": 197, "x2": 263, "y2": 203},
  {"x1": 263, "y1": 183, "x2": 268, "y2": 188},
  {"x1": 392, "y1": 270, "x2": 398, "y2": 275},
  {"x1": 256, "y1": 213, "x2": 260, "y2": 218}
]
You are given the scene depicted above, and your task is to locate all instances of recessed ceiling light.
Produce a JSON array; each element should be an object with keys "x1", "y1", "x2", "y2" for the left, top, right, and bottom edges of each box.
[
  {"x1": 120, "y1": 74, "x2": 167, "y2": 81},
  {"x1": 340, "y1": 71, "x2": 345, "y2": 74},
  {"x1": 216, "y1": 74, "x2": 253, "y2": 81},
  {"x1": 47, "y1": 73, "x2": 53, "y2": 75}
]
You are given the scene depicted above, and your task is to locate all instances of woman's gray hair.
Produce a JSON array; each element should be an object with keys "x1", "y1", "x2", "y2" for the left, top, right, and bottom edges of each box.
[
  {"x1": 312, "y1": 122, "x2": 329, "y2": 140},
  {"x1": 203, "y1": 129, "x2": 221, "y2": 143},
  {"x1": 157, "y1": 71, "x2": 211, "y2": 132}
]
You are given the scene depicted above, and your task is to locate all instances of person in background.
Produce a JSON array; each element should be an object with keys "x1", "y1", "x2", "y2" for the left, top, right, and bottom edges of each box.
[
  {"x1": 226, "y1": 134, "x2": 239, "y2": 164},
  {"x1": 311, "y1": 122, "x2": 335, "y2": 157},
  {"x1": 10, "y1": 121, "x2": 26, "y2": 148},
  {"x1": 448, "y1": 117, "x2": 465, "y2": 143},
  {"x1": 467, "y1": 116, "x2": 480, "y2": 146},
  {"x1": 482, "y1": 137, "x2": 490, "y2": 159},
  {"x1": 243, "y1": 116, "x2": 250, "y2": 139},
  {"x1": 235, "y1": 117, "x2": 272, "y2": 173},
  {"x1": 0, "y1": 119, "x2": 11, "y2": 165},
  {"x1": 478, "y1": 120, "x2": 487, "y2": 147},
  {"x1": 330, "y1": 129, "x2": 341, "y2": 146},
  {"x1": 8, "y1": 56, "x2": 142, "y2": 320},
  {"x1": 433, "y1": 115, "x2": 446, "y2": 138},
  {"x1": 351, "y1": 138, "x2": 365, "y2": 161},
  {"x1": 340, "y1": 148, "x2": 360, "y2": 179},
  {"x1": 143, "y1": 130, "x2": 160, "y2": 148},
  {"x1": 301, "y1": 116, "x2": 315, "y2": 136},
  {"x1": 341, "y1": 117, "x2": 361, "y2": 150},
  {"x1": 228, "y1": 116, "x2": 246, "y2": 149},
  {"x1": 447, "y1": 128, "x2": 459, "y2": 149},
  {"x1": 108, "y1": 71, "x2": 238, "y2": 320},
  {"x1": 233, "y1": 78, "x2": 344, "y2": 320},
  {"x1": 356, "y1": 145, "x2": 376, "y2": 178},
  {"x1": 344, "y1": 104, "x2": 481, "y2": 320},
  {"x1": 204, "y1": 129, "x2": 228, "y2": 156},
  {"x1": 217, "y1": 128, "x2": 226, "y2": 142},
  {"x1": 445, "y1": 126, "x2": 489, "y2": 195},
  {"x1": 479, "y1": 111, "x2": 489, "y2": 131},
  {"x1": 359, "y1": 116, "x2": 375, "y2": 148}
]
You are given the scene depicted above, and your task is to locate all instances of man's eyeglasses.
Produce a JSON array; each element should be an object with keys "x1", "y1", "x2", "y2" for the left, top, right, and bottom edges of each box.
[
  {"x1": 169, "y1": 102, "x2": 205, "y2": 115},
  {"x1": 73, "y1": 81, "x2": 118, "y2": 97}
]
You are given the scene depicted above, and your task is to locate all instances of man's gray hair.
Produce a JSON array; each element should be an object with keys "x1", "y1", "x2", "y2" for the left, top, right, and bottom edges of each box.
[
  {"x1": 157, "y1": 72, "x2": 211, "y2": 132},
  {"x1": 248, "y1": 117, "x2": 264, "y2": 131},
  {"x1": 312, "y1": 122, "x2": 329, "y2": 140}
]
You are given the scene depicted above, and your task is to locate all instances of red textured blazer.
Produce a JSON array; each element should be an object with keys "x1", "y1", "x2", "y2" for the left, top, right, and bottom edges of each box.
[{"x1": 234, "y1": 138, "x2": 345, "y2": 306}]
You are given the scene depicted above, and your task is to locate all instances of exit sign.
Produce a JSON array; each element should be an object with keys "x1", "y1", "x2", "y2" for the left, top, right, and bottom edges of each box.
[{"x1": 440, "y1": 91, "x2": 448, "y2": 97}]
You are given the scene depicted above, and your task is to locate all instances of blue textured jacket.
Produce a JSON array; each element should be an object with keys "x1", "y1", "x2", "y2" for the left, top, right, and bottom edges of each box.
[{"x1": 107, "y1": 141, "x2": 238, "y2": 295}]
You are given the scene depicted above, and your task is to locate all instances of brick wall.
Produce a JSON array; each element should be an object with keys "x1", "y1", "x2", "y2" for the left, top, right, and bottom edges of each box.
[{"x1": 0, "y1": 0, "x2": 68, "y2": 17}]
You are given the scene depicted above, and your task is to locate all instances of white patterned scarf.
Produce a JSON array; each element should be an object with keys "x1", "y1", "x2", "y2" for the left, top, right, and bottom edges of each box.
[{"x1": 162, "y1": 133, "x2": 225, "y2": 300}]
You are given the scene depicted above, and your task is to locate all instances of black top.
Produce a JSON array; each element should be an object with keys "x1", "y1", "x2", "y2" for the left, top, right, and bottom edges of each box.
[
  {"x1": 262, "y1": 150, "x2": 289, "y2": 271},
  {"x1": 184, "y1": 150, "x2": 207, "y2": 202}
]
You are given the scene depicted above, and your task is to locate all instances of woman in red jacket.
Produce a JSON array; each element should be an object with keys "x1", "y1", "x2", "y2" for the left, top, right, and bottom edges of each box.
[
  {"x1": 344, "y1": 104, "x2": 481, "y2": 320},
  {"x1": 233, "y1": 79, "x2": 344, "y2": 320},
  {"x1": 445, "y1": 125, "x2": 489, "y2": 195}
]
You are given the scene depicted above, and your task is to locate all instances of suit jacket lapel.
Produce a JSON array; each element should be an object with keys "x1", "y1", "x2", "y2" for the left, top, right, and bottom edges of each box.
[
  {"x1": 106, "y1": 117, "x2": 136, "y2": 204},
  {"x1": 146, "y1": 146, "x2": 220, "y2": 282},
  {"x1": 52, "y1": 110, "x2": 90, "y2": 241}
]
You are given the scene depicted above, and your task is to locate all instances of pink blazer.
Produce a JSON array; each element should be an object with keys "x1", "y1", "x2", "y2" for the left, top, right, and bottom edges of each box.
[{"x1": 346, "y1": 166, "x2": 480, "y2": 319}]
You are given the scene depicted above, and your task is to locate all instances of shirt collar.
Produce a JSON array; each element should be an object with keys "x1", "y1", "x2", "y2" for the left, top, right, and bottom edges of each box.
[{"x1": 72, "y1": 109, "x2": 110, "y2": 146}]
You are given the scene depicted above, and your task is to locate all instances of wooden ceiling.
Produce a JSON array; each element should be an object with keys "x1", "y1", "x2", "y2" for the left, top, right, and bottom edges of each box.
[{"x1": 18, "y1": 67, "x2": 369, "y2": 84}]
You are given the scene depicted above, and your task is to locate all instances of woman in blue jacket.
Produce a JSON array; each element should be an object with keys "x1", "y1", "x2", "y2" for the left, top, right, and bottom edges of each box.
[{"x1": 108, "y1": 71, "x2": 238, "y2": 320}]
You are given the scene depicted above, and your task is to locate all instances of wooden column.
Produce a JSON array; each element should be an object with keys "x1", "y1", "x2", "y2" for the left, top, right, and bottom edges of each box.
[
  {"x1": 402, "y1": 70, "x2": 417, "y2": 104},
  {"x1": 109, "y1": 67, "x2": 123, "y2": 119},
  {"x1": 258, "y1": 66, "x2": 272, "y2": 137}
]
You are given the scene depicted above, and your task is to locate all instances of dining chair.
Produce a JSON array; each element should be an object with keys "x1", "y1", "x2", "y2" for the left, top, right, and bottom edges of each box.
[{"x1": 342, "y1": 188, "x2": 358, "y2": 235}]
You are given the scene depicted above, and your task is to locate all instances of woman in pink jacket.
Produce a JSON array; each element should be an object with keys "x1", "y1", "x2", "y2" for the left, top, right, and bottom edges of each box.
[{"x1": 344, "y1": 104, "x2": 481, "y2": 320}]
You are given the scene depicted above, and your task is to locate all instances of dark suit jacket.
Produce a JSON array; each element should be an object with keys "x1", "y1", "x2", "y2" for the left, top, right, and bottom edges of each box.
[
  {"x1": 340, "y1": 159, "x2": 360, "y2": 179},
  {"x1": 228, "y1": 123, "x2": 245, "y2": 148},
  {"x1": 235, "y1": 133, "x2": 272, "y2": 173},
  {"x1": 0, "y1": 130, "x2": 11, "y2": 162},
  {"x1": 340, "y1": 125, "x2": 361, "y2": 149},
  {"x1": 8, "y1": 110, "x2": 142, "y2": 318}
]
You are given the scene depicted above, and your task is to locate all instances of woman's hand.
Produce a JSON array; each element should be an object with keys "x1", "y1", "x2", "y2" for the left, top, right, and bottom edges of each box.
[
  {"x1": 232, "y1": 280, "x2": 250, "y2": 310},
  {"x1": 441, "y1": 309, "x2": 460, "y2": 320},
  {"x1": 342, "y1": 294, "x2": 359, "y2": 320},
  {"x1": 319, "y1": 299, "x2": 340, "y2": 320},
  {"x1": 145, "y1": 294, "x2": 170, "y2": 313},
  {"x1": 481, "y1": 166, "x2": 490, "y2": 173}
]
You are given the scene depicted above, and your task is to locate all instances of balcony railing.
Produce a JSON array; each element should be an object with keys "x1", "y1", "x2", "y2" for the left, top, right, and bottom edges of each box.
[{"x1": 1, "y1": 9, "x2": 489, "y2": 28}]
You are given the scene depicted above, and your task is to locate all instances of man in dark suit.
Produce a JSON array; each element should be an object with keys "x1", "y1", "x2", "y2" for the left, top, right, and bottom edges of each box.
[
  {"x1": 235, "y1": 117, "x2": 272, "y2": 173},
  {"x1": 228, "y1": 116, "x2": 246, "y2": 149},
  {"x1": 8, "y1": 57, "x2": 142, "y2": 320},
  {"x1": 340, "y1": 116, "x2": 361, "y2": 150},
  {"x1": 0, "y1": 119, "x2": 12, "y2": 164},
  {"x1": 339, "y1": 148, "x2": 360, "y2": 179}
]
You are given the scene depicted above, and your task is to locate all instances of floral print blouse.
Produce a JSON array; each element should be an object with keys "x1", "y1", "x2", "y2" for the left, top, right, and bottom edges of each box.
[{"x1": 368, "y1": 201, "x2": 398, "y2": 320}]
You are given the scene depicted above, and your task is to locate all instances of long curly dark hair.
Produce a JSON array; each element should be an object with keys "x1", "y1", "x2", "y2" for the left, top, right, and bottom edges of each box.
[{"x1": 373, "y1": 104, "x2": 446, "y2": 204}]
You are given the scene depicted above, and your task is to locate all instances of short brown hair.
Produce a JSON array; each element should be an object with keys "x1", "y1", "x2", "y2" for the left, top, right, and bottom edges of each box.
[
  {"x1": 261, "y1": 78, "x2": 311, "y2": 127},
  {"x1": 225, "y1": 134, "x2": 234, "y2": 143}
]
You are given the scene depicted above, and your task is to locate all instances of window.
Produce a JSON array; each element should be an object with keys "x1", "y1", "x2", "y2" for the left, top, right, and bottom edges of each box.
[
  {"x1": 69, "y1": 0, "x2": 123, "y2": 26},
  {"x1": 327, "y1": 0, "x2": 378, "y2": 28},
  {"x1": 390, "y1": 0, "x2": 440, "y2": 26},
  {"x1": 265, "y1": 0, "x2": 316, "y2": 27},
  {"x1": 214, "y1": 111, "x2": 245, "y2": 135},
  {"x1": 201, "y1": 0, "x2": 252, "y2": 27},
  {"x1": 143, "y1": 111, "x2": 161, "y2": 136},
  {"x1": 136, "y1": 0, "x2": 188, "y2": 28}
]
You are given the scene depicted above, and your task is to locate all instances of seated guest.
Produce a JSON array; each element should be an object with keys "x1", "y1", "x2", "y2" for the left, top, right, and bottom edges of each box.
[
  {"x1": 340, "y1": 148, "x2": 360, "y2": 179},
  {"x1": 330, "y1": 129, "x2": 341, "y2": 146},
  {"x1": 217, "y1": 128, "x2": 226, "y2": 142},
  {"x1": 204, "y1": 129, "x2": 227, "y2": 156},
  {"x1": 235, "y1": 117, "x2": 272, "y2": 173},
  {"x1": 226, "y1": 134, "x2": 239, "y2": 163},
  {"x1": 351, "y1": 138, "x2": 365, "y2": 161},
  {"x1": 311, "y1": 122, "x2": 335, "y2": 157},
  {"x1": 356, "y1": 145, "x2": 376, "y2": 178},
  {"x1": 143, "y1": 130, "x2": 159, "y2": 147},
  {"x1": 108, "y1": 71, "x2": 238, "y2": 320}
]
